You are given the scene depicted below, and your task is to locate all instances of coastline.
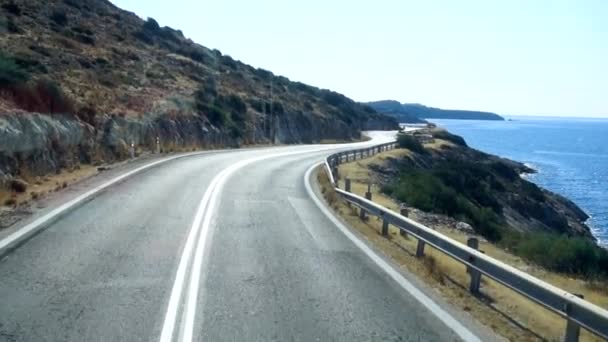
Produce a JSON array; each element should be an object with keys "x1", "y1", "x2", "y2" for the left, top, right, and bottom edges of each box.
[{"x1": 427, "y1": 118, "x2": 608, "y2": 246}]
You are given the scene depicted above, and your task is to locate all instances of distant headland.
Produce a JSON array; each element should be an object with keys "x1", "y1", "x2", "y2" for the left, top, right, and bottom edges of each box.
[{"x1": 366, "y1": 100, "x2": 505, "y2": 122}]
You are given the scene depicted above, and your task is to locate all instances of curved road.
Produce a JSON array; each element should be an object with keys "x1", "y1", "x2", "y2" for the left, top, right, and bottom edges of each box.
[{"x1": 0, "y1": 133, "x2": 492, "y2": 342}]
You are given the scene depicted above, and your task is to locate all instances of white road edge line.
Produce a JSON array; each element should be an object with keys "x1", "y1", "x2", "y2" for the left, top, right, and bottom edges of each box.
[
  {"x1": 0, "y1": 151, "x2": 217, "y2": 257},
  {"x1": 304, "y1": 162, "x2": 481, "y2": 342}
]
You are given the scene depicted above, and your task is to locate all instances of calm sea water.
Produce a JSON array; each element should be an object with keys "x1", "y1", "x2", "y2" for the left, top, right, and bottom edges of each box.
[{"x1": 430, "y1": 117, "x2": 608, "y2": 245}]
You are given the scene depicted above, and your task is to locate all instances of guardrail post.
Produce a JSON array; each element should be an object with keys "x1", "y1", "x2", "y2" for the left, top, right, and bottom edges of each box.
[
  {"x1": 332, "y1": 164, "x2": 339, "y2": 181},
  {"x1": 382, "y1": 218, "x2": 389, "y2": 236},
  {"x1": 467, "y1": 237, "x2": 482, "y2": 294},
  {"x1": 359, "y1": 183, "x2": 372, "y2": 220},
  {"x1": 399, "y1": 207, "x2": 409, "y2": 237},
  {"x1": 416, "y1": 240, "x2": 425, "y2": 257},
  {"x1": 345, "y1": 178, "x2": 351, "y2": 193},
  {"x1": 565, "y1": 294, "x2": 584, "y2": 342}
]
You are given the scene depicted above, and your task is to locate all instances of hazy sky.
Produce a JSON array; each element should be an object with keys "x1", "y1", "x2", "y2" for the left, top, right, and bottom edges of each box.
[{"x1": 111, "y1": 0, "x2": 607, "y2": 117}]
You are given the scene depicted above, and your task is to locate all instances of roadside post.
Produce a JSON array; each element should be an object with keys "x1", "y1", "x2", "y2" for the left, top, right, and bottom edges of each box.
[{"x1": 565, "y1": 294, "x2": 584, "y2": 342}]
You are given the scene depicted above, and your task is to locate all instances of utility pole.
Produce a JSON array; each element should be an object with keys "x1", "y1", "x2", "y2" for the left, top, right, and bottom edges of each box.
[
  {"x1": 262, "y1": 94, "x2": 266, "y2": 142},
  {"x1": 270, "y1": 79, "x2": 275, "y2": 144}
]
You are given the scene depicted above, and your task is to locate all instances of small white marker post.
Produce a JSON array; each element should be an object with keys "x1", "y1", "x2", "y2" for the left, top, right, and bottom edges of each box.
[
  {"x1": 156, "y1": 136, "x2": 160, "y2": 154},
  {"x1": 130, "y1": 141, "x2": 135, "y2": 159}
]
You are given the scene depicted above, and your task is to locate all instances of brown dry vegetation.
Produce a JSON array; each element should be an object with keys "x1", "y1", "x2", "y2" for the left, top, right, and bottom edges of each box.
[
  {"x1": 0, "y1": 164, "x2": 98, "y2": 208},
  {"x1": 314, "y1": 149, "x2": 608, "y2": 342}
]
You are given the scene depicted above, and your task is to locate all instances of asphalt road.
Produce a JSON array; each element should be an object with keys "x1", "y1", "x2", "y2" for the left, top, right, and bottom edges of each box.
[{"x1": 0, "y1": 133, "x2": 491, "y2": 342}]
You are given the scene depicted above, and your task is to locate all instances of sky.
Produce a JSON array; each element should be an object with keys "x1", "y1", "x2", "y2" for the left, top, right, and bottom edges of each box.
[{"x1": 111, "y1": 0, "x2": 608, "y2": 117}]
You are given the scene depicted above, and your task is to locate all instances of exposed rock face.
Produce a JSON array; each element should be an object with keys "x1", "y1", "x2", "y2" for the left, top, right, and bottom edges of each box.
[
  {"x1": 0, "y1": 108, "x2": 396, "y2": 185},
  {"x1": 0, "y1": 113, "x2": 95, "y2": 180}
]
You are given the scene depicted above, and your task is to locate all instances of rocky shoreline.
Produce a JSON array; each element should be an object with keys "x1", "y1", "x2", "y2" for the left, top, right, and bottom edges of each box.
[{"x1": 376, "y1": 129, "x2": 596, "y2": 241}]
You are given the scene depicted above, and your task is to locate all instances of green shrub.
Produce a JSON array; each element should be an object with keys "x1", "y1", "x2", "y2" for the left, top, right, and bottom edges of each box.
[
  {"x1": 249, "y1": 98, "x2": 264, "y2": 112},
  {"x1": 133, "y1": 30, "x2": 154, "y2": 45},
  {"x1": 272, "y1": 101, "x2": 285, "y2": 115},
  {"x1": 383, "y1": 165, "x2": 503, "y2": 241},
  {"x1": 490, "y1": 161, "x2": 519, "y2": 181},
  {"x1": 63, "y1": 0, "x2": 81, "y2": 9},
  {"x1": 143, "y1": 17, "x2": 160, "y2": 32},
  {"x1": 206, "y1": 105, "x2": 229, "y2": 126},
  {"x1": 431, "y1": 130, "x2": 467, "y2": 146},
  {"x1": 397, "y1": 133, "x2": 427, "y2": 154},
  {"x1": 50, "y1": 10, "x2": 68, "y2": 26},
  {"x1": 2, "y1": 2, "x2": 21, "y2": 16},
  {"x1": 503, "y1": 231, "x2": 608, "y2": 277},
  {"x1": 177, "y1": 45, "x2": 207, "y2": 63},
  {"x1": 221, "y1": 55, "x2": 238, "y2": 70},
  {"x1": 75, "y1": 33, "x2": 95, "y2": 45},
  {"x1": 222, "y1": 94, "x2": 247, "y2": 115},
  {"x1": 0, "y1": 54, "x2": 30, "y2": 87}
]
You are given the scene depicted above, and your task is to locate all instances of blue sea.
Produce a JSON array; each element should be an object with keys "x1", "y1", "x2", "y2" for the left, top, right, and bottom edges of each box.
[{"x1": 430, "y1": 117, "x2": 608, "y2": 245}]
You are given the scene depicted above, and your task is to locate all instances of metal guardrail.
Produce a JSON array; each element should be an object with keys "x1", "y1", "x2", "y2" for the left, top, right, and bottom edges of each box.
[{"x1": 324, "y1": 141, "x2": 608, "y2": 342}]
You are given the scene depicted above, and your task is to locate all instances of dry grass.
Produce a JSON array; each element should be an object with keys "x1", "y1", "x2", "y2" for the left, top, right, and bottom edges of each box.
[
  {"x1": 0, "y1": 165, "x2": 98, "y2": 208},
  {"x1": 424, "y1": 138, "x2": 455, "y2": 151},
  {"x1": 320, "y1": 150, "x2": 608, "y2": 342}
]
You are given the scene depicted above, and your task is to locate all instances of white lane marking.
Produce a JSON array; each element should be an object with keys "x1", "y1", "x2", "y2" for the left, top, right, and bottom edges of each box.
[
  {"x1": 0, "y1": 151, "x2": 219, "y2": 255},
  {"x1": 164, "y1": 146, "x2": 355, "y2": 342},
  {"x1": 158, "y1": 161, "x2": 220, "y2": 342},
  {"x1": 303, "y1": 163, "x2": 481, "y2": 342}
]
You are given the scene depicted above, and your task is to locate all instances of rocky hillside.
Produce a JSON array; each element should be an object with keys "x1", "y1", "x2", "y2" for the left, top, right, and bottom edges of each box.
[
  {"x1": 378, "y1": 130, "x2": 593, "y2": 241},
  {"x1": 367, "y1": 100, "x2": 504, "y2": 121},
  {"x1": 0, "y1": 0, "x2": 396, "y2": 183}
]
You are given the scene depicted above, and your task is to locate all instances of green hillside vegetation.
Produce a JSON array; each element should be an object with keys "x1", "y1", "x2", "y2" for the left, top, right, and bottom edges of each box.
[{"x1": 367, "y1": 100, "x2": 504, "y2": 121}]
